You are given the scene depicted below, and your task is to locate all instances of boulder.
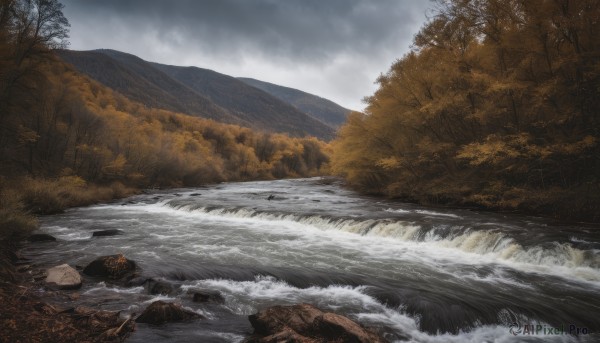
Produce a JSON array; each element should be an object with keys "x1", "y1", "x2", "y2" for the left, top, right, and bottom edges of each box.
[
  {"x1": 136, "y1": 301, "x2": 202, "y2": 325},
  {"x1": 246, "y1": 303, "x2": 388, "y2": 343},
  {"x1": 146, "y1": 279, "x2": 175, "y2": 295},
  {"x1": 45, "y1": 264, "x2": 82, "y2": 290},
  {"x1": 126, "y1": 276, "x2": 151, "y2": 287},
  {"x1": 192, "y1": 290, "x2": 225, "y2": 303},
  {"x1": 27, "y1": 233, "x2": 56, "y2": 242},
  {"x1": 92, "y1": 229, "x2": 123, "y2": 237},
  {"x1": 83, "y1": 254, "x2": 136, "y2": 279}
]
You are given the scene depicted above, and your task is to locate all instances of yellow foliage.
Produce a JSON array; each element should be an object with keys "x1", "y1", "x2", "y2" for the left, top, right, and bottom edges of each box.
[
  {"x1": 376, "y1": 157, "x2": 402, "y2": 170},
  {"x1": 331, "y1": 0, "x2": 600, "y2": 221}
]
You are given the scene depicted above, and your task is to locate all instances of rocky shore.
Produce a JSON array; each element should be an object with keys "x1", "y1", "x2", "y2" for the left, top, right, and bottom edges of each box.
[
  {"x1": 1, "y1": 237, "x2": 389, "y2": 342},
  {"x1": 0, "y1": 248, "x2": 137, "y2": 342}
]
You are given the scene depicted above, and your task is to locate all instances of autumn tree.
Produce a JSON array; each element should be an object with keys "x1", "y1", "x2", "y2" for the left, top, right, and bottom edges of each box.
[
  {"x1": 332, "y1": 0, "x2": 600, "y2": 220},
  {"x1": 0, "y1": 0, "x2": 69, "y2": 173}
]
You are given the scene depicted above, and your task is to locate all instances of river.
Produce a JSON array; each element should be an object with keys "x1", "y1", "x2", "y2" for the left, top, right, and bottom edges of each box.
[{"x1": 22, "y1": 177, "x2": 600, "y2": 342}]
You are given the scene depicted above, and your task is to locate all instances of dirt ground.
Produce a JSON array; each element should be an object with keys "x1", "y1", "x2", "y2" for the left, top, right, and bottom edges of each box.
[{"x1": 0, "y1": 253, "x2": 134, "y2": 343}]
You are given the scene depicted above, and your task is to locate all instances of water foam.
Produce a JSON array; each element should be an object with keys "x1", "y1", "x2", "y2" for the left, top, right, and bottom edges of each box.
[
  {"x1": 155, "y1": 204, "x2": 600, "y2": 280},
  {"x1": 182, "y1": 276, "x2": 583, "y2": 343},
  {"x1": 89, "y1": 202, "x2": 600, "y2": 284}
]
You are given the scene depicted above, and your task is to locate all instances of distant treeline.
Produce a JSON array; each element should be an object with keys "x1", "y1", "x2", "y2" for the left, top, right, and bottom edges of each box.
[
  {"x1": 1, "y1": 60, "x2": 329, "y2": 185},
  {"x1": 0, "y1": 0, "x2": 329, "y2": 187},
  {"x1": 332, "y1": 0, "x2": 600, "y2": 221},
  {"x1": 0, "y1": 0, "x2": 329, "y2": 241}
]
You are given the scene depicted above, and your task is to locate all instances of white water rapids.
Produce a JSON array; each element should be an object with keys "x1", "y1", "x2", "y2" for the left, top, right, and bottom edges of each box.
[{"x1": 23, "y1": 177, "x2": 600, "y2": 342}]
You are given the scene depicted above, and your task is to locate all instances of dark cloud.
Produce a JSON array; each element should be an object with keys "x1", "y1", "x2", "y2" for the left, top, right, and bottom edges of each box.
[{"x1": 61, "y1": 0, "x2": 432, "y2": 110}]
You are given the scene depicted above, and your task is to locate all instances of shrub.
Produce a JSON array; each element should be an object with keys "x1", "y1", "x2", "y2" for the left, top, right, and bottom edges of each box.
[{"x1": 0, "y1": 188, "x2": 38, "y2": 242}]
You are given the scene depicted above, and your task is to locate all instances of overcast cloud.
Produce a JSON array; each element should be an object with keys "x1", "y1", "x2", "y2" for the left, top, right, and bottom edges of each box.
[{"x1": 61, "y1": 0, "x2": 433, "y2": 111}]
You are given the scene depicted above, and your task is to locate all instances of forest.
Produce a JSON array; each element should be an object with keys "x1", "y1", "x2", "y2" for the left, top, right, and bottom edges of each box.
[
  {"x1": 332, "y1": 0, "x2": 600, "y2": 221},
  {"x1": 0, "y1": 0, "x2": 329, "y2": 241}
]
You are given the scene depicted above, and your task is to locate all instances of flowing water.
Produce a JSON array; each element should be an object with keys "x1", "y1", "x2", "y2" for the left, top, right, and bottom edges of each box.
[{"x1": 22, "y1": 177, "x2": 600, "y2": 342}]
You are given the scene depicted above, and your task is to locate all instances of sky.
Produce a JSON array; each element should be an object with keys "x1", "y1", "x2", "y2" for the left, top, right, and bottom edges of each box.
[{"x1": 61, "y1": 0, "x2": 433, "y2": 111}]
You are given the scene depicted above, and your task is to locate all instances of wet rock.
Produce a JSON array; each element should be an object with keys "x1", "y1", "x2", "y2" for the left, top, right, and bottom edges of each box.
[
  {"x1": 45, "y1": 264, "x2": 82, "y2": 290},
  {"x1": 147, "y1": 279, "x2": 175, "y2": 295},
  {"x1": 255, "y1": 328, "x2": 313, "y2": 343},
  {"x1": 136, "y1": 300, "x2": 202, "y2": 325},
  {"x1": 92, "y1": 229, "x2": 123, "y2": 237},
  {"x1": 83, "y1": 254, "x2": 136, "y2": 279},
  {"x1": 127, "y1": 276, "x2": 151, "y2": 287},
  {"x1": 246, "y1": 303, "x2": 388, "y2": 343},
  {"x1": 16, "y1": 264, "x2": 31, "y2": 273},
  {"x1": 27, "y1": 233, "x2": 56, "y2": 242},
  {"x1": 189, "y1": 193, "x2": 201, "y2": 196},
  {"x1": 192, "y1": 290, "x2": 225, "y2": 303}
]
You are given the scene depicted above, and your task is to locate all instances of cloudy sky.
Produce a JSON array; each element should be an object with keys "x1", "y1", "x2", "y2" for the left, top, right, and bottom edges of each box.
[{"x1": 61, "y1": 0, "x2": 433, "y2": 111}]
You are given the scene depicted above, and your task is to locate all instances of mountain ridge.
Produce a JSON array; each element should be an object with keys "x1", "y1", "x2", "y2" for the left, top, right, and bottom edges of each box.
[
  {"x1": 238, "y1": 77, "x2": 350, "y2": 128},
  {"x1": 150, "y1": 62, "x2": 334, "y2": 139},
  {"x1": 57, "y1": 49, "x2": 338, "y2": 140}
]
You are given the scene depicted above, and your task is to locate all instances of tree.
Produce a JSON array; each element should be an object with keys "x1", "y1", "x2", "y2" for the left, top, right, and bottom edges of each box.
[
  {"x1": 333, "y1": 0, "x2": 600, "y2": 220},
  {"x1": 0, "y1": 0, "x2": 69, "y2": 166}
]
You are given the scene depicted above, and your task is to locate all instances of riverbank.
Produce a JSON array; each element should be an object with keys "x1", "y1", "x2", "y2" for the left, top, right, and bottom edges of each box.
[
  {"x1": 0, "y1": 177, "x2": 139, "y2": 342},
  {"x1": 0, "y1": 258, "x2": 135, "y2": 342},
  {"x1": 344, "y1": 182, "x2": 600, "y2": 225}
]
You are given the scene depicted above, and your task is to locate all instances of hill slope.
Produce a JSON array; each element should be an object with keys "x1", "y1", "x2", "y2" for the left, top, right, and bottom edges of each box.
[
  {"x1": 239, "y1": 77, "x2": 350, "y2": 128},
  {"x1": 57, "y1": 49, "x2": 238, "y2": 124},
  {"x1": 57, "y1": 49, "x2": 335, "y2": 140},
  {"x1": 151, "y1": 63, "x2": 334, "y2": 139}
]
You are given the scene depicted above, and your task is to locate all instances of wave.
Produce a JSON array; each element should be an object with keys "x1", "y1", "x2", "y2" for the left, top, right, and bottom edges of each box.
[
  {"x1": 93, "y1": 201, "x2": 600, "y2": 283},
  {"x1": 182, "y1": 276, "x2": 584, "y2": 342},
  {"x1": 384, "y1": 208, "x2": 462, "y2": 218},
  {"x1": 158, "y1": 203, "x2": 599, "y2": 270}
]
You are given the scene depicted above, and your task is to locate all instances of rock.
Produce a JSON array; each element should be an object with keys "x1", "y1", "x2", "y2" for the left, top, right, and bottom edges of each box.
[
  {"x1": 92, "y1": 229, "x2": 123, "y2": 237},
  {"x1": 45, "y1": 264, "x2": 82, "y2": 290},
  {"x1": 146, "y1": 279, "x2": 175, "y2": 295},
  {"x1": 246, "y1": 303, "x2": 388, "y2": 343},
  {"x1": 83, "y1": 254, "x2": 136, "y2": 279},
  {"x1": 16, "y1": 264, "x2": 31, "y2": 273},
  {"x1": 136, "y1": 301, "x2": 202, "y2": 325},
  {"x1": 192, "y1": 290, "x2": 224, "y2": 303},
  {"x1": 315, "y1": 312, "x2": 381, "y2": 342},
  {"x1": 189, "y1": 193, "x2": 201, "y2": 196},
  {"x1": 256, "y1": 328, "x2": 315, "y2": 343},
  {"x1": 126, "y1": 277, "x2": 176, "y2": 294},
  {"x1": 27, "y1": 233, "x2": 56, "y2": 242},
  {"x1": 127, "y1": 276, "x2": 151, "y2": 287}
]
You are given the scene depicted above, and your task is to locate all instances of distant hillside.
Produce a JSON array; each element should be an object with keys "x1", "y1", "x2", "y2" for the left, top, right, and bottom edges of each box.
[
  {"x1": 238, "y1": 77, "x2": 350, "y2": 128},
  {"x1": 151, "y1": 63, "x2": 334, "y2": 140},
  {"x1": 57, "y1": 49, "x2": 238, "y2": 124},
  {"x1": 57, "y1": 49, "x2": 335, "y2": 140}
]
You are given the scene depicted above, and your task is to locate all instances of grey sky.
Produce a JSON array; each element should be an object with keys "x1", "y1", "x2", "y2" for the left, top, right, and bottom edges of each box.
[{"x1": 61, "y1": 0, "x2": 433, "y2": 111}]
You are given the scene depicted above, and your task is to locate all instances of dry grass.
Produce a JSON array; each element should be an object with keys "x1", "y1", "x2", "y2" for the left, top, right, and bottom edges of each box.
[
  {"x1": 0, "y1": 176, "x2": 137, "y2": 242},
  {"x1": 18, "y1": 176, "x2": 136, "y2": 214},
  {"x1": 0, "y1": 187, "x2": 38, "y2": 242}
]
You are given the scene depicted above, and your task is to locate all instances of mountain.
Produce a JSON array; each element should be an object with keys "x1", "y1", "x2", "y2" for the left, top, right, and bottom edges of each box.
[
  {"x1": 57, "y1": 49, "x2": 335, "y2": 140},
  {"x1": 151, "y1": 63, "x2": 334, "y2": 139},
  {"x1": 238, "y1": 77, "x2": 350, "y2": 128},
  {"x1": 57, "y1": 49, "x2": 238, "y2": 124}
]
